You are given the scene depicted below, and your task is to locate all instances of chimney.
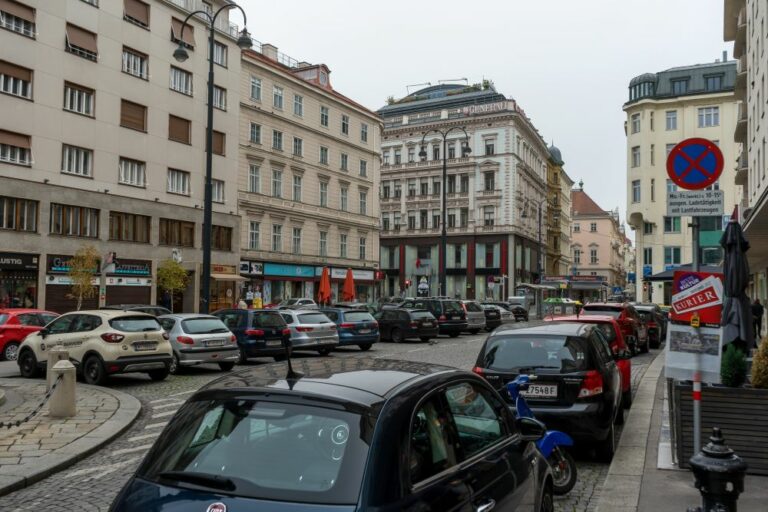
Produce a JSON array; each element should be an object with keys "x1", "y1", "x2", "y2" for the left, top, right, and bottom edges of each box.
[
  {"x1": 722, "y1": 50, "x2": 728, "y2": 62},
  {"x1": 297, "y1": 61, "x2": 312, "y2": 68},
  {"x1": 261, "y1": 43, "x2": 278, "y2": 61}
]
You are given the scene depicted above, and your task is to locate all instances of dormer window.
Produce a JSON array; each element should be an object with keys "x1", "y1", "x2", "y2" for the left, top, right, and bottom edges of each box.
[{"x1": 671, "y1": 79, "x2": 689, "y2": 95}]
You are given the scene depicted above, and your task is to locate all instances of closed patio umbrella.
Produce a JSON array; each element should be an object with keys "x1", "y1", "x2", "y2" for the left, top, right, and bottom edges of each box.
[
  {"x1": 342, "y1": 268, "x2": 356, "y2": 302},
  {"x1": 318, "y1": 267, "x2": 332, "y2": 306},
  {"x1": 720, "y1": 217, "x2": 754, "y2": 350}
]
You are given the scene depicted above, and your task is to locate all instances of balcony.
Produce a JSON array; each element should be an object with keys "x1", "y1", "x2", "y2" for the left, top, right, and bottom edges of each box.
[
  {"x1": 479, "y1": 188, "x2": 502, "y2": 199},
  {"x1": 735, "y1": 149, "x2": 748, "y2": 186},
  {"x1": 735, "y1": 103, "x2": 748, "y2": 143},
  {"x1": 734, "y1": 7, "x2": 747, "y2": 57},
  {"x1": 735, "y1": 54, "x2": 747, "y2": 99}
]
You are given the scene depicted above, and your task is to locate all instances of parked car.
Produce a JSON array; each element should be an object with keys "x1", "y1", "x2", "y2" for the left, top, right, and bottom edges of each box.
[
  {"x1": 472, "y1": 322, "x2": 623, "y2": 462},
  {"x1": 375, "y1": 308, "x2": 439, "y2": 343},
  {"x1": 279, "y1": 310, "x2": 339, "y2": 355},
  {"x1": 157, "y1": 314, "x2": 239, "y2": 374},
  {"x1": 397, "y1": 298, "x2": 467, "y2": 337},
  {"x1": 580, "y1": 302, "x2": 648, "y2": 354},
  {"x1": 483, "y1": 303, "x2": 516, "y2": 324},
  {"x1": 213, "y1": 309, "x2": 291, "y2": 363},
  {"x1": 545, "y1": 315, "x2": 633, "y2": 408},
  {"x1": 101, "y1": 304, "x2": 172, "y2": 317},
  {"x1": 484, "y1": 301, "x2": 529, "y2": 322},
  {"x1": 320, "y1": 307, "x2": 379, "y2": 351},
  {"x1": 460, "y1": 300, "x2": 487, "y2": 334},
  {"x1": 110, "y1": 358, "x2": 554, "y2": 512},
  {"x1": 634, "y1": 304, "x2": 667, "y2": 349},
  {"x1": 481, "y1": 304, "x2": 503, "y2": 331},
  {"x1": 0, "y1": 309, "x2": 59, "y2": 361},
  {"x1": 17, "y1": 310, "x2": 172, "y2": 385},
  {"x1": 275, "y1": 298, "x2": 317, "y2": 310},
  {"x1": 508, "y1": 295, "x2": 532, "y2": 310}
]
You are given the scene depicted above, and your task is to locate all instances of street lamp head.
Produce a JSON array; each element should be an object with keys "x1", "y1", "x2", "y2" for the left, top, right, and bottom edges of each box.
[
  {"x1": 236, "y1": 28, "x2": 253, "y2": 50},
  {"x1": 173, "y1": 44, "x2": 189, "y2": 62},
  {"x1": 462, "y1": 144, "x2": 472, "y2": 157},
  {"x1": 418, "y1": 146, "x2": 427, "y2": 161}
]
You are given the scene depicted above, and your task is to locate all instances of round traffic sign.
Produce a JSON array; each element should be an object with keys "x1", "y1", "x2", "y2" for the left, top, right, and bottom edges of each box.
[{"x1": 666, "y1": 138, "x2": 723, "y2": 190}]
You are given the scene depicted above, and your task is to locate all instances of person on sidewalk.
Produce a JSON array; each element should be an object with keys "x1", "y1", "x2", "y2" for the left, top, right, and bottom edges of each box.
[{"x1": 753, "y1": 298, "x2": 764, "y2": 342}]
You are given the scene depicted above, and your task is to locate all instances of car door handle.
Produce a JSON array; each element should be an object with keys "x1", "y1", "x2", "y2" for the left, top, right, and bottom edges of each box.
[{"x1": 476, "y1": 500, "x2": 496, "y2": 512}]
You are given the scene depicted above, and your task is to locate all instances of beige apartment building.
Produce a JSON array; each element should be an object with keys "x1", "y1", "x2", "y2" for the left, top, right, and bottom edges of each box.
[
  {"x1": 237, "y1": 47, "x2": 381, "y2": 303},
  {"x1": 546, "y1": 145, "x2": 574, "y2": 277},
  {"x1": 724, "y1": 0, "x2": 768, "y2": 304},
  {"x1": 0, "y1": 0, "x2": 244, "y2": 312}
]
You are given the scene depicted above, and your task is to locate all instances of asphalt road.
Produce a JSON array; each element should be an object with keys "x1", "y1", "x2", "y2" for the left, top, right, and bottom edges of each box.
[{"x1": 0, "y1": 321, "x2": 659, "y2": 511}]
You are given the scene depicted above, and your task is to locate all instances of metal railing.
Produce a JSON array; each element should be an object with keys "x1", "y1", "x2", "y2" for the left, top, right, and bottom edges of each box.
[{"x1": 0, "y1": 375, "x2": 63, "y2": 429}]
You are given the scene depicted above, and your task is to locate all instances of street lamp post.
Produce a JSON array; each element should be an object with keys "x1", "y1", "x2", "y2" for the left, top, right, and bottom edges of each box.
[
  {"x1": 173, "y1": 4, "x2": 252, "y2": 313},
  {"x1": 418, "y1": 128, "x2": 471, "y2": 298},
  {"x1": 522, "y1": 197, "x2": 546, "y2": 318}
]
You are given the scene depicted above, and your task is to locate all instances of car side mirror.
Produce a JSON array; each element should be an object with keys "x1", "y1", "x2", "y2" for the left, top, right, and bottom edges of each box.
[
  {"x1": 516, "y1": 417, "x2": 546, "y2": 442},
  {"x1": 39, "y1": 328, "x2": 48, "y2": 338}
]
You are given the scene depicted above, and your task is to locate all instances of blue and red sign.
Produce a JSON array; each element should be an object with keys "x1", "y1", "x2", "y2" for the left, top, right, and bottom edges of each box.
[{"x1": 666, "y1": 138, "x2": 724, "y2": 190}]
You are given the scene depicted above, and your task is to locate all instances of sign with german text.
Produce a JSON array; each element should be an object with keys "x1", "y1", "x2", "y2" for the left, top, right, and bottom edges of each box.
[
  {"x1": 666, "y1": 190, "x2": 724, "y2": 217},
  {"x1": 671, "y1": 271, "x2": 724, "y2": 326}
]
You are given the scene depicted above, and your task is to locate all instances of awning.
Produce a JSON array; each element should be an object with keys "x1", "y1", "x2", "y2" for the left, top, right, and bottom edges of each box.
[
  {"x1": 171, "y1": 17, "x2": 195, "y2": 47},
  {"x1": 210, "y1": 273, "x2": 247, "y2": 282},
  {"x1": 645, "y1": 263, "x2": 723, "y2": 282},
  {"x1": 66, "y1": 24, "x2": 98, "y2": 53},
  {"x1": 517, "y1": 283, "x2": 557, "y2": 290},
  {"x1": 744, "y1": 193, "x2": 768, "y2": 269},
  {"x1": 0, "y1": 0, "x2": 35, "y2": 23}
]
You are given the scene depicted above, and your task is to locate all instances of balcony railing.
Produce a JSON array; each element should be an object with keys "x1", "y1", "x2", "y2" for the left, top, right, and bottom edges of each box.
[{"x1": 735, "y1": 103, "x2": 748, "y2": 143}]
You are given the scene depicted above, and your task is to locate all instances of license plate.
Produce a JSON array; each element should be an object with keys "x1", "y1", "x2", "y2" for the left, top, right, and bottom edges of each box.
[
  {"x1": 266, "y1": 340, "x2": 282, "y2": 347},
  {"x1": 205, "y1": 339, "x2": 226, "y2": 347},
  {"x1": 359, "y1": 329, "x2": 371, "y2": 334},
  {"x1": 423, "y1": 322, "x2": 433, "y2": 327},
  {"x1": 520, "y1": 384, "x2": 557, "y2": 398},
  {"x1": 133, "y1": 342, "x2": 157, "y2": 352}
]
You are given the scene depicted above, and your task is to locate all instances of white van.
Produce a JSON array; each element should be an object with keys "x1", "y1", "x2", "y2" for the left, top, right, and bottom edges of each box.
[{"x1": 507, "y1": 295, "x2": 530, "y2": 310}]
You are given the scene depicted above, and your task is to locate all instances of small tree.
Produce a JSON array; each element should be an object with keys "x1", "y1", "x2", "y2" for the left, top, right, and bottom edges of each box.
[
  {"x1": 68, "y1": 245, "x2": 99, "y2": 311},
  {"x1": 751, "y1": 338, "x2": 768, "y2": 388},
  {"x1": 156, "y1": 259, "x2": 189, "y2": 312},
  {"x1": 721, "y1": 343, "x2": 748, "y2": 387}
]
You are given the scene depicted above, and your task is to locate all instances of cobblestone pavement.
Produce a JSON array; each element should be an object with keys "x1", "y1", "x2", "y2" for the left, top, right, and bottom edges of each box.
[{"x1": 0, "y1": 321, "x2": 660, "y2": 511}]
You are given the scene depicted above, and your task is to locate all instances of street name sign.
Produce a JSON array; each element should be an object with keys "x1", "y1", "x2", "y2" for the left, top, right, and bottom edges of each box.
[
  {"x1": 666, "y1": 138, "x2": 724, "y2": 190},
  {"x1": 666, "y1": 189, "x2": 724, "y2": 216}
]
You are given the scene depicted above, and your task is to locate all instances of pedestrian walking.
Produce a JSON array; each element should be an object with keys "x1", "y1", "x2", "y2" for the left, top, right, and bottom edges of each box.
[{"x1": 752, "y1": 298, "x2": 764, "y2": 341}]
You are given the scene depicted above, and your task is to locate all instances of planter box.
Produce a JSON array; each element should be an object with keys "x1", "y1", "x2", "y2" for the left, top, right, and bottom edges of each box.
[{"x1": 673, "y1": 382, "x2": 768, "y2": 475}]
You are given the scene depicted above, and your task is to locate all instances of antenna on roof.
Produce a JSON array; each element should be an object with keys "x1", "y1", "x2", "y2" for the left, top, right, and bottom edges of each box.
[
  {"x1": 283, "y1": 337, "x2": 303, "y2": 388},
  {"x1": 438, "y1": 78, "x2": 469, "y2": 85},
  {"x1": 406, "y1": 82, "x2": 432, "y2": 95}
]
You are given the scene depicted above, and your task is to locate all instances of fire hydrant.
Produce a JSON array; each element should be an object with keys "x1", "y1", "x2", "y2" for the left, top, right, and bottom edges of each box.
[{"x1": 687, "y1": 427, "x2": 747, "y2": 512}]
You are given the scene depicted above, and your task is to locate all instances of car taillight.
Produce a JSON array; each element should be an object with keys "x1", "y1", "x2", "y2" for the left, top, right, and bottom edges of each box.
[
  {"x1": 176, "y1": 336, "x2": 194, "y2": 345},
  {"x1": 439, "y1": 315, "x2": 447, "y2": 321},
  {"x1": 162, "y1": 332, "x2": 170, "y2": 341},
  {"x1": 328, "y1": 324, "x2": 337, "y2": 330},
  {"x1": 472, "y1": 366, "x2": 484, "y2": 376},
  {"x1": 245, "y1": 329, "x2": 265, "y2": 337},
  {"x1": 296, "y1": 326, "x2": 314, "y2": 332},
  {"x1": 578, "y1": 370, "x2": 604, "y2": 398},
  {"x1": 372, "y1": 321, "x2": 378, "y2": 328},
  {"x1": 410, "y1": 321, "x2": 418, "y2": 328},
  {"x1": 340, "y1": 323, "x2": 355, "y2": 328},
  {"x1": 230, "y1": 334, "x2": 237, "y2": 343},
  {"x1": 100, "y1": 332, "x2": 125, "y2": 343},
  {"x1": 282, "y1": 328, "x2": 291, "y2": 336}
]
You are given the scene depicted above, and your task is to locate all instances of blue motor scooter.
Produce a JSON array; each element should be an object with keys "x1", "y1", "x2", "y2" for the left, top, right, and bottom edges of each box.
[{"x1": 507, "y1": 375, "x2": 577, "y2": 495}]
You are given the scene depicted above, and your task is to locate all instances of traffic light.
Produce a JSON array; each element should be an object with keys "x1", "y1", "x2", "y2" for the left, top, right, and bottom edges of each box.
[
  {"x1": 643, "y1": 282, "x2": 648, "y2": 292},
  {"x1": 405, "y1": 279, "x2": 412, "y2": 288}
]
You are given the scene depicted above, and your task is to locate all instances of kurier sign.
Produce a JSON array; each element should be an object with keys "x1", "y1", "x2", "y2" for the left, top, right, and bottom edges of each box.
[
  {"x1": 666, "y1": 138, "x2": 724, "y2": 190},
  {"x1": 670, "y1": 271, "x2": 724, "y2": 326}
]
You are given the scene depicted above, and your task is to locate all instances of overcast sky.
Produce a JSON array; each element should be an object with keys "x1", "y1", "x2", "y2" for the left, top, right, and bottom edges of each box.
[{"x1": 238, "y1": 0, "x2": 731, "y2": 238}]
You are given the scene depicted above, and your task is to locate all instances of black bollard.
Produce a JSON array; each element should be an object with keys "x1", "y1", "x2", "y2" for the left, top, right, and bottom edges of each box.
[{"x1": 687, "y1": 427, "x2": 747, "y2": 512}]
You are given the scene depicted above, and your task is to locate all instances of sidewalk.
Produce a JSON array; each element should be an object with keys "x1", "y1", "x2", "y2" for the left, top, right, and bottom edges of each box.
[
  {"x1": 596, "y1": 353, "x2": 768, "y2": 511},
  {"x1": 0, "y1": 378, "x2": 140, "y2": 496}
]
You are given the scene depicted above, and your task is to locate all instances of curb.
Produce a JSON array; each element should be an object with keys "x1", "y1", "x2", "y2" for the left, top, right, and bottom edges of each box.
[
  {"x1": 0, "y1": 383, "x2": 141, "y2": 497},
  {"x1": 594, "y1": 351, "x2": 665, "y2": 512},
  {"x1": 0, "y1": 389, "x2": 5, "y2": 407}
]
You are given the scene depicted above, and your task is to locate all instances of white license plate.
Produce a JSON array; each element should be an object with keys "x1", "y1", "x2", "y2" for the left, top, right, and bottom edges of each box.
[
  {"x1": 423, "y1": 322, "x2": 433, "y2": 327},
  {"x1": 133, "y1": 342, "x2": 157, "y2": 352},
  {"x1": 205, "y1": 339, "x2": 226, "y2": 347},
  {"x1": 359, "y1": 329, "x2": 371, "y2": 334},
  {"x1": 520, "y1": 384, "x2": 557, "y2": 398},
  {"x1": 266, "y1": 340, "x2": 282, "y2": 347}
]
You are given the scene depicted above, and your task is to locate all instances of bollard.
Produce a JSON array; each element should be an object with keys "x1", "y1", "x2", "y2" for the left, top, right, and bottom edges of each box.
[
  {"x1": 48, "y1": 360, "x2": 76, "y2": 418},
  {"x1": 46, "y1": 346, "x2": 69, "y2": 391},
  {"x1": 687, "y1": 427, "x2": 747, "y2": 512}
]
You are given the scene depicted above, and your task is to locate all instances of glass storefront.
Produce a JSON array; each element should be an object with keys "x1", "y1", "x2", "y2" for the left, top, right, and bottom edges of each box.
[{"x1": 0, "y1": 252, "x2": 39, "y2": 309}]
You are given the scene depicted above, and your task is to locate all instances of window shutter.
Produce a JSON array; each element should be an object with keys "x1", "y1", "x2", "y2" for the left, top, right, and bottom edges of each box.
[
  {"x1": 168, "y1": 115, "x2": 190, "y2": 143},
  {"x1": 0, "y1": 0, "x2": 35, "y2": 23},
  {"x1": 171, "y1": 17, "x2": 195, "y2": 47},
  {"x1": 0, "y1": 60, "x2": 31, "y2": 81},
  {"x1": 212, "y1": 131, "x2": 225, "y2": 155},
  {"x1": 123, "y1": 0, "x2": 149, "y2": 26},
  {"x1": 66, "y1": 24, "x2": 98, "y2": 53},
  {"x1": 120, "y1": 100, "x2": 146, "y2": 131},
  {"x1": 0, "y1": 129, "x2": 31, "y2": 148}
]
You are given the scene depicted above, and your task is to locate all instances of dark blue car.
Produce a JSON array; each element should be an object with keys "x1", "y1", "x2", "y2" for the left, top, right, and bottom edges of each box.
[
  {"x1": 212, "y1": 309, "x2": 290, "y2": 363},
  {"x1": 110, "y1": 358, "x2": 554, "y2": 512},
  {"x1": 320, "y1": 308, "x2": 379, "y2": 351}
]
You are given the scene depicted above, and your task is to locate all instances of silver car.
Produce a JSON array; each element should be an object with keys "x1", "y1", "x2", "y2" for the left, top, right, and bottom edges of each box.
[
  {"x1": 158, "y1": 314, "x2": 239, "y2": 374},
  {"x1": 279, "y1": 310, "x2": 339, "y2": 355},
  {"x1": 461, "y1": 300, "x2": 487, "y2": 334},
  {"x1": 483, "y1": 304, "x2": 516, "y2": 323}
]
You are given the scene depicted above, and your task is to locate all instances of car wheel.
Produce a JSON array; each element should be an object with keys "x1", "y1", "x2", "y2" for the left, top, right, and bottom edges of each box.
[
  {"x1": 168, "y1": 353, "x2": 180, "y2": 375},
  {"x1": 238, "y1": 347, "x2": 248, "y2": 364},
  {"x1": 359, "y1": 344, "x2": 372, "y2": 351},
  {"x1": 448, "y1": 331, "x2": 460, "y2": 338},
  {"x1": 597, "y1": 423, "x2": 616, "y2": 462},
  {"x1": 420, "y1": 337, "x2": 431, "y2": 343},
  {"x1": 148, "y1": 368, "x2": 170, "y2": 381},
  {"x1": 83, "y1": 355, "x2": 107, "y2": 386},
  {"x1": 3, "y1": 342, "x2": 20, "y2": 362},
  {"x1": 540, "y1": 482, "x2": 554, "y2": 512},
  {"x1": 622, "y1": 388, "x2": 633, "y2": 409},
  {"x1": 18, "y1": 350, "x2": 41, "y2": 378},
  {"x1": 549, "y1": 447, "x2": 577, "y2": 495},
  {"x1": 614, "y1": 405, "x2": 625, "y2": 425},
  {"x1": 273, "y1": 354, "x2": 286, "y2": 362},
  {"x1": 391, "y1": 328, "x2": 404, "y2": 343},
  {"x1": 468, "y1": 329, "x2": 480, "y2": 335},
  {"x1": 218, "y1": 362, "x2": 235, "y2": 371},
  {"x1": 317, "y1": 347, "x2": 332, "y2": 356}
]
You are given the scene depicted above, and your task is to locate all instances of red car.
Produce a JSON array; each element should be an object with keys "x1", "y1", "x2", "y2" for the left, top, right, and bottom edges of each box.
[
  {"x1": 581, "y1": 302, "x2": 648, "y2": 354},
  {"x1": 0, "y1": 309, "x2": 59, "y2": 361},
  {"x1": 546, "y1": 315, "x2": 633, "y2": 409}
]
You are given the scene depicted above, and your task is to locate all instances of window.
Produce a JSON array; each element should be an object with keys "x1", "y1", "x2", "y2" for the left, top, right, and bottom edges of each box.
[
  {"x1": 394, "y1": 148, "x2": 401, "y2": 164},
  {"x1": 394, "y1": 180, "x2": 402, "y2": 198},
  {"x1": 460, "y1": 175, "x2": 469, "y2": 194},
  {"x1": 120, "y1": 100, "x2": 146, "y2": 131},
  {"x1": 408, "y1": 179, "x2": 416, "y2": 197},
  {"x1": 65, "y1": 24, "x2": 98, "y2": 61},
  {"x1": 341, "y1": 114, "x2": 349, "y2": 135},
  {"x1": 211, "y1": 225, "x2": 231, "y2": 251},
  {"x1": 447, "y1": 208, "x2": 456, "y2": 228},
  {"x1": 361, "y1": 123, "x2": 368, "y2": 142},
  {"x1": 460, "y1": 207, "x2": 468, "y2": 227},
  {"x1": 650, "y1": 145, "x2": 655, "y2": 166},
  {"x1": 483, "y1": 206, "x2": 494, "y2": 226},
  {"x1": 359, "y1": 190, "x2": 367, "y2": 214},
  {"x1": 167, "y1": 168, "x2": 190, "y2": 195},
  {"x1": 359, "y1": 159, "x2": 367, "y2": 177},
  {"x1": 420, "y1": 210, "x2": 429, "y2": 228},
  {"x1": 666, "y1": 143, "x2": 676, "y2": 156},
  {"x1": 319, "y1": 146, "x2": 329, "y2": 165},
  {"x1": 590, "y1": 222, "x2": 597, "y2": 232},
  {"x1": 0, "y1": 130, "x2": 31, "y2": 165},
  {"x1": 0, "y1": 0, "x2": 35, "y2": 37},
  {"x1": 109, "y1": 211, "x2": 150, "y2": 243},
  {"x1": 249, "y1": 122, "x2": 261, "y2": 144},
  {"x1": 272, "y1": 86, "x2": 283, "y2": 109},
  {"x1": 573, "y1": 223, "x2": 580, "y2": 233},
  {"x1": 292, "y1": 227, "x2": 301, "y2": 254},
  {"x1": 340, "y1": 186, "x2": 348, "y2": 211},
  {"x1": 484, "y1": 171, "x2": 495, "y2": 191},
  {"x1": 168, "y1": 115, "x2": 191, "y2": 144},
  {"x1": 383, "y1": 151, "x2": 389, "y2": 165},
  {"x1": 272, "y1": 169, "x2": 282, "y2": 197},
  {"x1": 213, "y1": 85, "x2": 226, "y2": 110},
  {"x1": 340, "y1": 153, "x2": 348, "y2": 171},
  {"x1": 0, "y1": 196, "x2": 37, "y2": 232},
  {"x1": 272, "y1": 224, "x2": 282, "y2": 252},
  {"x1": 409, "y1": 395, "x2": 458, "y2": 484},
  {"x1": 293, "y1": 94, "x2": 303, "y2": 116},
  {"x1": 573, "y1": 248, "x2": 581, "y2": 264},
  {"x1": 119, "y1": 157, "x2": 145, "y2": 187},
  {"x1": 447, "y1": 175, "x2": 456, "y2": 194},
  {"x1": 211, "y1": 130, "x2": 225, "y2": 156},
  {"x1": 248, "y1": 221, "x2": 259, "y2": 249},
  {"x1": 650, "y1": 177, "x2": 655, "y2": 200},
  {"x1": 0, "y1": 60, "x2": 32, "y2": 98},
  {"x1": 272, "y1": 130, "x2": 283, "y2": 151},
  {"x1": 643, "y1": 221, "x2": 653, "y2": 235},
  {"x1": 671, "y1": 79, "x2": 689, "y2": 95},
  {"x1": 631, "y1": 113, "x2": 640, "y2": 133},
  {"x1": 319, "y1": 231, "x2": 327, "y2": 257},
  {"x1": 420, "y1": 179, "x2": 429, "y2": 196},
  {"x1": 248, "y1": 164, "x2": 260, "y2": 193},
  {"x1": 381, "y1": 182, "x2": 390, "y2": 199},
  {"x1": 292, "y1": 175, "x2": 302, "y2": 201},
  {"x1": 632, "y1": 180, "x2": 641, "y2": 202},
  {"x1": 359, "y1": 237, "x2": 366, "y2": 260},
  {"x1": 212, "y1": 41, "x2": 227, "y2": 67},
  {"x1": 590, "y1": 248, "x2": 598, "y2": 264},
  {"x1": 211, "y1": 179, "x2": 225, "y2": 203},
  {"x1": 63, "y1": 83, "x2": 94, "y2": 116},
  {"x1": 631, "y1": 146, "x2": 641, "y2": 167},
  {"x1": 664, "y1": 246, "x2": 681, "y2": 265},
  {"x1": 698, "y1": 107, "x2": 719, "y2": 128},
  {"x1": 122, "y1": 47, "x2": 147, "y2": 79},
  {"x1": 666, "y1": 110, "x2": 677, "y2": 130},
  {"x1": 61, "y1": 144, "x2": 92, "y2": 177},
  {"x1": 250, "y1": 76, "x2": 261, "y2": 100},
  {"x1": 699, "y1": 216, "x2": 723, "y2": 231},
  {"x1": 170, "y1": 66, "x2": 192, "y2": 95},
  {"x1": 448, "y1": 143, "x2": 456, "y2": 159},
  {"x1": 320, "y1": 106, "x2": 329, "y2": 127},
  {"x1": 445, "y1": 382, "x2": 504, "y2": 456},
  {"x1": 407, "y1": 211, "x2": 416, "y2": 230},
  {"x1": 319, "y1": 181, "x2": 328, "y2": 207},
  {"x1": 123, "y1": 0, "x2": 149, "y2": 28},
  {"x1": 159, "y1": 218, "x2": 194, "y2": 247},
  {"x1": 705, "y1": 75, "x2": 723, "y2": 91},
  {"x1": 382, "y1": 214, "x2": 390, "y2": 231},
  {"x1": 664, "y1": 216, "x2": 681, "y2": 233},
  {"x1": 171, "y1": 17, "x2": 194, "y2": 49},
  {"x1": 666, "y1": 179, "x2": 677, "y2": 193},
  {"x1": 408, "y1": 147, "x2": 416, "y2": 162},
  {"x1": 432, "y1": 145, "x2": 440, "y2": 160},
  {"x1": 432, "y1": 210, "x2": 440, "y2": 228},
  {"x1": 643, "y1": 247, "x2": 652, "y2": 265},
  {"x1": 339, "y1": 233, "x2": 347, "y2": 258},
  {"x1": 49, "y1": 204, "x2": 99, "y2": 238},
  {"x1": 291, "y1": 136, "x2": 303, "y2": 157}
]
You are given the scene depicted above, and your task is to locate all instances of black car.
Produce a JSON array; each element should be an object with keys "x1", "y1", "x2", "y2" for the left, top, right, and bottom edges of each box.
[
  {"x1": 101, "y1": 304, "x2": 172, "y2": 317},
  {"x1": 482, "y1": 304, "x2": 503, "y2": 331},
  {"x1": 473, "y1": 322, "x2": 623, "y2": 462},
  {"x1": 397, "y1": 298, "x2": 467, "y2": 337},
  {"x1": 111, "y1": 358, "x2": 553, "y2": 512},
  {"x1": 213, "y1": 309, "x2": 291, "y2": 362},
  {"x1": 484, "y1": 301, "x2": 529, "y2": 322},
  {"x1": 375, "y1": 308, "x2": 439, "y2": 343}
]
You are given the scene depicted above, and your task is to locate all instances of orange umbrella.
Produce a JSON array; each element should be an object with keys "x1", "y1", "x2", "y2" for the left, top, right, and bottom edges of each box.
[
  {"x1": 342, "y1": 268, "x2": 356, "y2": 302},
  {"x1": 318, "y1": 266, "x2": 332, "y2": 305}
]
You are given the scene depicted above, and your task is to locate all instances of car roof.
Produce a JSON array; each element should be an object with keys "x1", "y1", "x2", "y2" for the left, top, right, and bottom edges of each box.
[
  {"x1": 199, "y1": 357, "x2": 461, "y2": 407},
  {"x1": 60, "y1": 310, "x2": 155, "y2": 319},
  {"x1": 583, "y1": 302, "x2": 626, "y2": 307},
  {"x1": 547, "y1": 315, "x2": 617, "y2": 324},
  {"x1": 491, "y1": 321, "x2": 593, "y2": 337},
  {"x1": 158, "y1": 313, "x2": 219, "y2": 320},
  {"x1": 633, "y1": 304, "x2": 657, "y2": 311},
  {"x1": 0, "y1": 309, "x2": 57, "y2": 315}
]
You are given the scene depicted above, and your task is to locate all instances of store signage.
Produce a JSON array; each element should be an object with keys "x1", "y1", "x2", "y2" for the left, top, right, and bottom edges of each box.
[
  {"x1": 47, "y1": 275, "x2": 99, "y2": 286},
  {"x1": 0, "y1": 252, "x2": 38, "y2": 270},
  {"x1": 106, "y1": 277, "x2": 152, "y2": 286},
  {"x1": 48, "y1": 255, "x2": 98, "y2": 274},
  {"x1": 542, "y1": 275, "x2": 606, "y2": 282},
  {"x1": 264, "y1": 263, "x2": 315, "y2": 278},
  {"x1": 321, "y1": 268, "x2": 376, "y2": 281},
  {"x1": 671, "y1": 271, "x2": 724, "y2": 326},
  {"x1": 462, "y1": 101, "x2": 508, "y2": 116},
  {"x1": 212, "y1": 264, "x2": 237, "y2": 274},
  {"x1": 109, "y1": 260, "x2": 151, "y2": 276},
  {"x1": 666, "y1": 190, "x2": 724, "y2": 217},
  {"x1": 239, "y1": 261, "x2": 264, "y2": 275}
]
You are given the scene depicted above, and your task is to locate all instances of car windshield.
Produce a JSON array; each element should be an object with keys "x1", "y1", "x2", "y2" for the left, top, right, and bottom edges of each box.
[
  {"x1": 482, "y1": 335, "x2": 589, "y2": 373},
  {"x1": 582, "y1": 308, "x2": 621, "y2": 318},
  {"x1": 298, "y1": 313, "x2": 331, "y2": 324},
  {"x1": 0, "y1": 314, "x2": 8, "y2": 324},
  {"x1": 343, "y1": 312, "x2": 374, "y2": 322},
  {"x1": 464, "y1": 302, "x2": 483, "y2": 312},
  {"x1": 594, "y1": 323, "x2": 617, "y2": 342},
  {"x1": 182, "y1": 318, "x2": 229, "y2": 334},
  {"x1": 109, "y1": 316, "x2": 162, "y2": 332},
  {"x1": 253, "y1": 312, "x2": 285, "y2": 328},
  {"x1": 40, "y1": 314, "x2": 58, "y2": 325},
  {"x1": 442, "y1": 301, "x2": 463, "y2": 314},
  {"x1": 280, "y1": 299, "x2": 299, "y2": 306},
  {"x1": 137, "y1": 398, "x2": 369, "y2": 504},
  {"x1": 411, "y1": 311, "x2": 434, "y2": 320}
]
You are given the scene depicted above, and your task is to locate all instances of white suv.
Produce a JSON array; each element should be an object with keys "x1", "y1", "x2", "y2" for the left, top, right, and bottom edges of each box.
[{"x1": 17, "y1": 310, "x2": 172, "y2": 385}]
